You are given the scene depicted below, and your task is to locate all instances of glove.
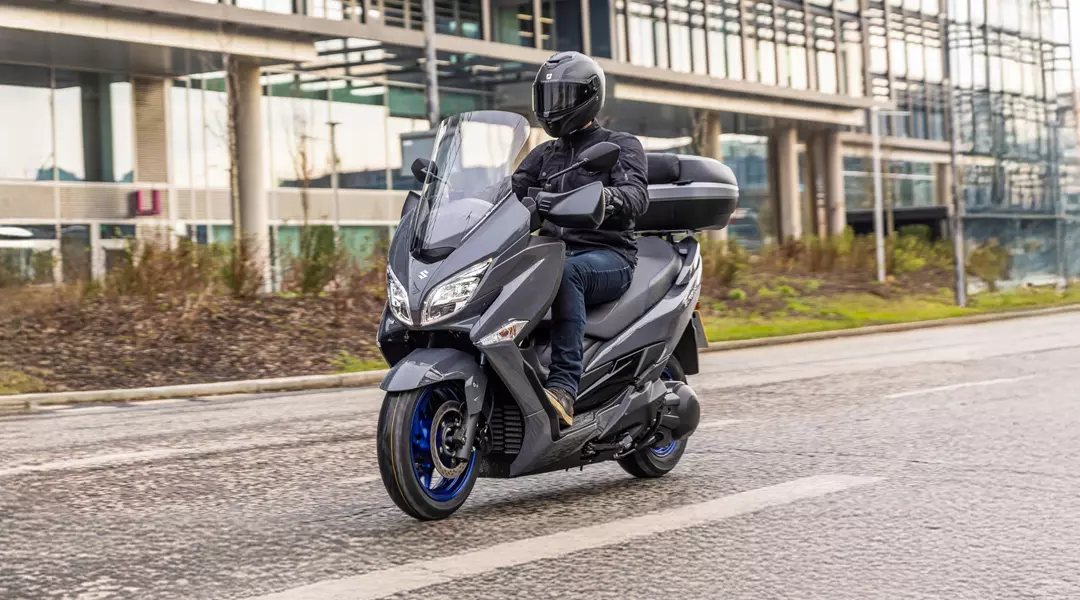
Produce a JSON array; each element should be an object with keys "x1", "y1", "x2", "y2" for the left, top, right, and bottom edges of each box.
[
  {"x1": 603, "y1": 188, "x2": 624, "y2": 219},
  {"x1": 521, "y1": 196, "x2": 543, "y2": 231}
]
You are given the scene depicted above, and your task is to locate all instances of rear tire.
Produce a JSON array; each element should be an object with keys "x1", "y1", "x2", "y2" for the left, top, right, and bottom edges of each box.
[
  {"x1": 377, "y1": 384, "x2": 479, "y2": 520},
  {"x1": 618, "y1": 355, "x2": 689, "y2": 479}
]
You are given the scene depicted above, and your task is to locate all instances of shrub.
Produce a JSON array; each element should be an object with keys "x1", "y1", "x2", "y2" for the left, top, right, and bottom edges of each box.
[
  {"x1": 727, "y1": 288, "x2": 747, "y2": 302},
  {"x1": 967, "y1": 238, "x2": 1011, "y2": 291},
  {"x1": 288, "y1": 225, "x2": 347, "y2": 296},
  {"x1": 700, "y1": 236, "x2": 750, "y2": 289},
  {"x1": 108, "y1": 239, "x2": 224, "y2": 299},
  {"x1": 221, "y1": 236, "x2": 264, "y2": 299},
  {"x1": 776, "y1": 284, "x2": 797, "y2": 297}
]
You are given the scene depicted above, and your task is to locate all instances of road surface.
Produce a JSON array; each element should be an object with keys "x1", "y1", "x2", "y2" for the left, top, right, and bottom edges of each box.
[{"x1": 3, "y1": 312, "x2": 1080, "y2": 599}]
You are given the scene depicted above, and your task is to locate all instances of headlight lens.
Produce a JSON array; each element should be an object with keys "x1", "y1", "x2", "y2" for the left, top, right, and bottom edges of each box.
[
  {"x1": 386, "y1": 267, "x2": 411, "y2": 324},
  {"x1": 421, "y1": 260, "x2": 491, "y2": 325}
]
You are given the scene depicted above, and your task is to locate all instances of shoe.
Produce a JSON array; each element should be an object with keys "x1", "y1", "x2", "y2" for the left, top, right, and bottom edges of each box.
[{"x1": 544, "y1": 387, "x2": 575, "y2": 427}]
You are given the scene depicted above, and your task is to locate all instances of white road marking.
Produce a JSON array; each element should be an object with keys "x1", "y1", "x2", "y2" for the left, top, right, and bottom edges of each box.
[
  {"x1": 246, "y1": 474, "x2": 882, "y2": 600},
  {"x1": 0, "y1": 448, "x2": 194, "y2": 476},
  {"x1": 698, "y1": 419, "x2": 742, "y2": 430},
  {"x1": 884, "y1": 375, "x2": 1036, "y2": 400},
  {"x1": 340, "y1": 475, "x2": 380, "y2": 485}
]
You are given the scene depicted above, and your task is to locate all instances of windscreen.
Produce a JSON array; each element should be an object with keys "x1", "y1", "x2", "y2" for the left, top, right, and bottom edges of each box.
[{"x1": 411, "y1": 111, "x2": 530, "y2": 258}]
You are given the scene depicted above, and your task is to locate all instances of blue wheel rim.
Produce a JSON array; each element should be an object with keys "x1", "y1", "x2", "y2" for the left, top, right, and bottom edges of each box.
[
  {"x1": 409, "y1": 388, "x2": 476, "y2": 502},
  {"x1": 651, "y1": 365, "x2": 680, "y2": 457}
]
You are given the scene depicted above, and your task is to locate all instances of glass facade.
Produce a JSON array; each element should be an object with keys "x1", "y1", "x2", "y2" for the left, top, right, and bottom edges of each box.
[{"x1": 0, "y1": 65, "x2": 133, "y2": 182}]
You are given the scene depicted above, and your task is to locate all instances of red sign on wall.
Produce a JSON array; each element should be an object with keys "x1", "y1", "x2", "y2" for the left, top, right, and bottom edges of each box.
[{"x1": 129, "y1": 190, "x2": 162, "y2": 217}]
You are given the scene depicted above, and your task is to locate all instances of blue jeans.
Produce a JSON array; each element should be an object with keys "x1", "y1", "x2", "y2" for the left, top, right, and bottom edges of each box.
[{"x1": 547, "y1": 249, "x2": 633, "y2": 398}]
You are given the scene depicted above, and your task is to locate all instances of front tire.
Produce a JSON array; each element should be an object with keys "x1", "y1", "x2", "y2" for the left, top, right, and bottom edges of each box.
[
  {"x1": 618, "y1": 355, "x2": 689, "y2": 479},
  {"x1": 377, "y1": 384, "x2": 479, "y2": 520}
]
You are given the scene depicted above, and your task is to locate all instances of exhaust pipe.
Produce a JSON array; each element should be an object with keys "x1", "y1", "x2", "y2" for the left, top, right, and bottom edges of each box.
[{"x1": 659, "y1": 381, "x2": 700, "y2": 441}]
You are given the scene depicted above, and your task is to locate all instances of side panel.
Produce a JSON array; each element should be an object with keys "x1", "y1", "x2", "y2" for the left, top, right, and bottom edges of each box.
[
  {"x1": 587, "y1": 241, "x2": 702, "y2": 371},
  {"x1": 379, "y1": 348, "x2": 487, "y2": 415},
  {"x1": 470, "y1": 238, "x2": 565, "y2": 346}
]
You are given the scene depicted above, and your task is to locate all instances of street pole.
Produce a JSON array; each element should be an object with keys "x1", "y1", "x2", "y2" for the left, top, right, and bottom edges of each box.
[
  {"x1": 422, "y1": 0, "x2": 440, "y2": 130},
  {"x1": 328, "y1": 120, "x2": 341, "y2": 233},
  {"x1": 870, "y1": 106, "x2": 886, "y2": 283}
]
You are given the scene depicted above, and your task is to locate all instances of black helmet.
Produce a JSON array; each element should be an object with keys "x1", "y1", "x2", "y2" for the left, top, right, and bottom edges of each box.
[{"x1": 532, "y1": 52, "x2": 606, "y2": 138}]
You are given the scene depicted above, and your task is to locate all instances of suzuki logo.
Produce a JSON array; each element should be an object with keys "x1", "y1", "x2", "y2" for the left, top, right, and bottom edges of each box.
[{"x1": 418, "y1": 270, "x2": 429, "y2": 280}]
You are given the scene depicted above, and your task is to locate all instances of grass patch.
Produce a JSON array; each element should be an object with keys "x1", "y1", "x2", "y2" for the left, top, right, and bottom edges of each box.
[
  {"x1": 703, "y1": 286, "x2": 1080, "y2": 342},
  {"x1": 0, "y1": 370, "x2": 47, "y2": 396},
  {"x1": 330, "y1": 350, "x2": 387, "y2": 374}
]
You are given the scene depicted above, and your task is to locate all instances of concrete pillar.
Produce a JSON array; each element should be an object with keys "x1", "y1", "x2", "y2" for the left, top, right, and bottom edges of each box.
[
  {"x1": 80, "y1": 73, "x2": 114, "y2": 183},
  {"x1": 823, "y1": 129, "x2": 846, "y2": 236},
  {"x1": 773, "y1": 125, "x2": 801, "y2": 240},
  {"x1": 935, "y1": 162, "x2": 953, "y2": 210},
  {"x1": 805, "y1": 133, "x2": 825, "y2": 238},
  {"x1": 230, "y1": 58, "x2": 269, "y2": 284},
  {"x1": 698, "y1": 112, "x2": 728, "y2": 242}
]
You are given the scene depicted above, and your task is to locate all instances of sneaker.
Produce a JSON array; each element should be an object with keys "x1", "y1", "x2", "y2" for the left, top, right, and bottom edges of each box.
[{"x1": 544, "y1": 387, "x2": 575, "y2": 427}]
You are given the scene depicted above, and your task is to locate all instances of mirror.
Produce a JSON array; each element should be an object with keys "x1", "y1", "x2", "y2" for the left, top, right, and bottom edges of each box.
[
  {"x1": 400, "y1": 190, "x2": 421, "y2": 218},
  {"x1": 577, "y1": 142, "x2": 621, "y2": 172},
  {"x1": 411, "y1": 158, "x2": 437, "y2": 183}
]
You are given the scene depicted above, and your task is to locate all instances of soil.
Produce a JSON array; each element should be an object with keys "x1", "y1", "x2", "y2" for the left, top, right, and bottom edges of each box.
[{"x1": 0, "y1": 292, "x2": 385, "y2": 393}]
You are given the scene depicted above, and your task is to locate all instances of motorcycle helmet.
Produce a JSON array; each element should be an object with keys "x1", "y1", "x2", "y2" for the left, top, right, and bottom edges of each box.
[{"x1": 532, "y1": 52, "x2": 606, "y2": 138}]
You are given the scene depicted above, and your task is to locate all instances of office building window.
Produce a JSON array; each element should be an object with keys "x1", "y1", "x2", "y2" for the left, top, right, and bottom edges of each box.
[{"x1": 0, "y1": 64, "x2": 52, "y2": 181}]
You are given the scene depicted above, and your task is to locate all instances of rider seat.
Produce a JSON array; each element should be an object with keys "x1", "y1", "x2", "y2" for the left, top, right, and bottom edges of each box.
[{"x1": 582, "y1": 237, "x2": 680, "y2": 340}]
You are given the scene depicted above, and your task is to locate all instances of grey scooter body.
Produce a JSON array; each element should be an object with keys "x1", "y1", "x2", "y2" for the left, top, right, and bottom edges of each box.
[{"x1": 378, "y1": 177, "x2": 730, "y2": 480}]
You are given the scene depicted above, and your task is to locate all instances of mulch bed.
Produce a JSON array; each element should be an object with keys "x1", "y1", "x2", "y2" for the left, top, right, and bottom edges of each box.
[{"x1": 0, "y1": 292, "x2": 385, "y2": 393}]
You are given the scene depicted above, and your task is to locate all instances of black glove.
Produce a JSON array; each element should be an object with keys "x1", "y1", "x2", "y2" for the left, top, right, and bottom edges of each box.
[{"x1": 603, "y1": 188, "x2": 624, "y2": 219}]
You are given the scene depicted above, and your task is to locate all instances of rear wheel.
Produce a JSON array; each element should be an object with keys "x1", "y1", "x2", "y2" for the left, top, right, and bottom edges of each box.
[
  {"x1": 617, "y1": 355, "x2": 689, "y2": 479},
  {"x1": 377, "y1": 383, "x2": 479, "y2": 520}
]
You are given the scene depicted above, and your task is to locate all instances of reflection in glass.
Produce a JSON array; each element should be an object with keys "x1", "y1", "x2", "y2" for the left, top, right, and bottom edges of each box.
[{"x1": 0, "y1": 65, "x2": 52, "y2": 180}]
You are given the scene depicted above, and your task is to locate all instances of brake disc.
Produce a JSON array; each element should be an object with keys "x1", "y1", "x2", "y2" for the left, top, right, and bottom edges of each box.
[{"x1": 430, "y1": 401, "x2": 468, "y2": 479}]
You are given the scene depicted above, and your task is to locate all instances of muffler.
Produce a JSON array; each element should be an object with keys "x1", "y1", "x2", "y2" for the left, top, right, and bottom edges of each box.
[{"x1": 659, "y1": 381, "x2": 701, "y2": 441}]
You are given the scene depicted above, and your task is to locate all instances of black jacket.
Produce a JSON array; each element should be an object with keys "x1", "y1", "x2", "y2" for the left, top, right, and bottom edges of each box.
[{"x1": 512, "y1": 124, "x2": 649, "y2": 267}]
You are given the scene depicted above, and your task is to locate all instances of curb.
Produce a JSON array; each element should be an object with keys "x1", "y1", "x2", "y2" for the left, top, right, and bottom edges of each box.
[
  {"x1": 700, "y1": 303, "x2": 1080, "y2": 352},
  {"x1": 4, "y1": 303, "x2": 1079, "y2": 413},
  {"x1": 8, "y1": 371, "x2": 389, "y2": 413}
]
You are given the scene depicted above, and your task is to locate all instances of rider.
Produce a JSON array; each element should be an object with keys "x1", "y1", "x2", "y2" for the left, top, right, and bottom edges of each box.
[{"x1": 512, "y1": 52, "x2": 649, "y2": 428}]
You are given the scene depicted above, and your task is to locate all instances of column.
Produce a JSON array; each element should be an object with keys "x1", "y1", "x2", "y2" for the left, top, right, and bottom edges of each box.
[
  {"x1": 698, "y1": 112, "x2": 727, "y2": 241},
  {"x1": 230, "y1": 58, "x2": 270, "y2": 286},
  {"x1": 773, "y1": 124, "x2": 801, "y2": 241},
  {"x1": 805, "y1": 133, "x2": 824, "y2": 238},
  {"x1": 132, "y1": 77, "x2": 173, "y2": 246},
  {"x1": 80, "y1": 73, "x2": 114, "y2": 183},
  {"x1": 823, "y1": 129, "x2": 846, "y2": 236}
]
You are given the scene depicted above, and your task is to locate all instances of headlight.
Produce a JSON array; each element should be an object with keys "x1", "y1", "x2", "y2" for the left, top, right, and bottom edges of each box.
[
  {"x1": 386, "y1": 267, "x2": 411, "y2": 324},
  {"x1": 421, "y1": 259, "x2": 491, "y2": 325}
]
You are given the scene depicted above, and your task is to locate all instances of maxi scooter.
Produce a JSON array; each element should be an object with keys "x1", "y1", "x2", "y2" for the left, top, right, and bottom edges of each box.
[{"x1": 375, "y1": 110, "x2": 739, "y2": 520}]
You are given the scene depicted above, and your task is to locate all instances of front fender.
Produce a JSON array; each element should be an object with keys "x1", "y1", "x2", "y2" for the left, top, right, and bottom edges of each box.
[{"x1": 379, "y1": 348, "x2": 487, "y2": 415}]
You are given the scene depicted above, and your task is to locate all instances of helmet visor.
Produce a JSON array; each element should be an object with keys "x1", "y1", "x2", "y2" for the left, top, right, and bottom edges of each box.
[{"x1": 533, "y1": 80, "x2": 595, "y2": 118}]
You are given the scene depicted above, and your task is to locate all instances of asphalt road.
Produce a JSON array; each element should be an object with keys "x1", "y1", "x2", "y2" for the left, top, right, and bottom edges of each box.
[{"x1": 4, "y1": 312, "x2": 1080, "y2": 600}]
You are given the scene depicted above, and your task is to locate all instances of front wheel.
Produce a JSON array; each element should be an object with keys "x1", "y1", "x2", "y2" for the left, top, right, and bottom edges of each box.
[
  {"x1": 618, "y1": 355, "x2": 689, "y2": 479},
  {"x1": 377, "y1": 384, "x2": 479, "y2": 520}
]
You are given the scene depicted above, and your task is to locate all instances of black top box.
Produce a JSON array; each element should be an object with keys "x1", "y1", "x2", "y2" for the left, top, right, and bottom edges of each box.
[{"x1": 636, "y1": 153, "x2": 740, "y2": 233}]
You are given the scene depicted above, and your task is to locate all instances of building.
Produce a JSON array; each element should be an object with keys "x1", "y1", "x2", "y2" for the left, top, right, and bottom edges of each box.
[{"x1": 0, "y1": 0, "x2": 1076, "y2": 286}]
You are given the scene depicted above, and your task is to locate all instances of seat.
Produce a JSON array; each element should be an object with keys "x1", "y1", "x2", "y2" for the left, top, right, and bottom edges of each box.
[{"x1": 583, "y1": 237, "x2": 681, "y2": 340}]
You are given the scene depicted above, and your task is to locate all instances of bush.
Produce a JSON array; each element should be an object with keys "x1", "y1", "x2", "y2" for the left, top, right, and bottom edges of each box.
[
  {"x1": 287, "y1": 225, "x2": 347, "y2": 296},
  {"x1": 776, "y1": 284, "x2": 797, "y2": 298},
  {"x1": 967, "y1": 238, "x2": 1011, "y2": 291},
  {"x1": 727, "y1": 288, "x2": 747, "y2": 302},
  {"x1": 221, "y1": 236, "x2": 264, "y2": 299},
  {"x1": 700, "y1": 237, "x2": 749, "y2": 289},
  {"x1": 108, "y1": 239, "x2": 224, "y2": 299}
]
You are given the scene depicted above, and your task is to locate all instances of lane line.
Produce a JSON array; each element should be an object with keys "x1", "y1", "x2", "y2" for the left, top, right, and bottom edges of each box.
[
  {"x1": 698, "y1": 419, "x2": 743, "y2": 431},
  {"x1": 884, "y1": 375, "x2": 1036, "y2": 400},
  {"x1": 246, "y1": 474, "x2": 882, "y2": 600}
]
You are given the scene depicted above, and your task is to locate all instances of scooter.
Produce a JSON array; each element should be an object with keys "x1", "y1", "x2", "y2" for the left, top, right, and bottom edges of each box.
[{"x1": 375, "y1": 110, "x2": 739, "y2": 520}]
